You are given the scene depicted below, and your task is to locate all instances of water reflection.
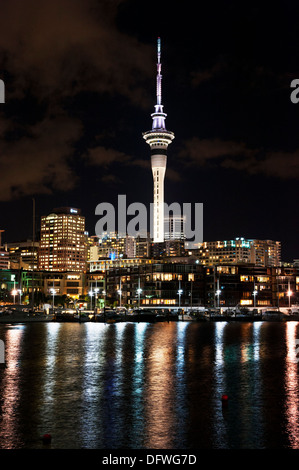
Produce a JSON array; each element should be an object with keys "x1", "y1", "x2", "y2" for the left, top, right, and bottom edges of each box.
[
  {"x1": 144, "y1": 323, "x2": 177, "y2": 448},
  {"x1": 79, "y1": 323, "x2": 107, "y2": 448},
  {"x1": 1, "y1": 321, "x2": 299, "y2": 448},
  {"x1": 39, "y1": 322, "x2": 61, "y2": 435},
  {"x1": 0, "y1": 326, "x2": 24, "y2": 448},
  {"x1": 212, "y1": 322, "x2": 228, "y2": 448},
  {"x1": 285, "y1": 322, "x2": 299, "y2": 448}
]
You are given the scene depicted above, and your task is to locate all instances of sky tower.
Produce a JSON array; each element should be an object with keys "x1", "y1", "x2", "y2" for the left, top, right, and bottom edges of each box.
[{"x1": 143, "y1": 38, "x2": 175, "y2": 243}]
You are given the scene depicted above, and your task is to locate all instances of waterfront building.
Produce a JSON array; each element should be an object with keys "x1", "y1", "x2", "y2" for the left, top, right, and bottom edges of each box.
[
  {"x1": 6, "y1": 239, "x2": 39, "y2": 270},
  {"x1": 87, "y1": 261, "x2": 298, "y2": 309},
  {"x1": 0, "y1": 269, "x2": 43, "y2": 305},
  {"x1": 191, "y1": 238, "x2": 281, "y2": 267},
  {"x1": 38, "y1": 207, "x2": 86, "y2": 272},
  {"x1": 0, "y1": 262, "x2": 298, "y2": 308},
  {"x1": 143, "y1": 38, "x2": 175, "y2": 243},
  {"x1": 88, "y1": 257, "x2": 154, "y2": 273},
  {"x1": 43, "y1": 272, "x2": 85, "y2": 300}
]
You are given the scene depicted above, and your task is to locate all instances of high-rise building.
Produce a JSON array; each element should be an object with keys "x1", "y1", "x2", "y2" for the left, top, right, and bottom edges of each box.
[
  {"x1": 38, "y1": 207, "x2": 86, "y2": 272},
  {"x1": 0, "y1": 251, "x2": 9, "y2": 270},
  {"x1": 143, "y1": 38, "x2": 175, "y2": 243},
  {"x1": 0, "y1": 230, "x2": 9, "y2": 270},
  {"x1": 164, "y1": 215, "x2": 186, "y2": 241},
  {"x1": 6, "y1": 240, "x2": 39, "y2": 270},
  {"x1": 87, "y1": 232, "x2": 151, "y2": 263},
  {"x1": 251, "y1": 239, "x2": 281, "y2": 267}
]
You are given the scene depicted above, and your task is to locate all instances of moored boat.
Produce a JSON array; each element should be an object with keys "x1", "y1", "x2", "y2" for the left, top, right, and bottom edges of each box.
[
  {"x1": 129, "y1": 308, "x2": 157, "y2": 323},
  {"x1": 74, "y1": 312, "x2": 91, "y2": 322},
  {"x1": 261, "y1": 309, "x2": 286, "y2": 321},
  {"x1": 53, "y1": 309, "x2": 77, "y2": 322},
  {"x1": 0, "y1": 308, "x2": 54, "y2": 323},
  {"x1": 95, "y1": 309, "x2": 126, "y2": 323}
]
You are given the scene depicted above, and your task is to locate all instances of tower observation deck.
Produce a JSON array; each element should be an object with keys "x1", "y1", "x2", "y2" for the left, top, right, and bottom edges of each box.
[{"x1": 143, "y1": 37, "x2": 175, "y2": 243}]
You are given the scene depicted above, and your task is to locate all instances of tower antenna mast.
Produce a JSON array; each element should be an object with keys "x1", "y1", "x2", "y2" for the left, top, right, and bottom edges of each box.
[{"x1": 143, "y1": 38, "x2": 175, "y2": 243}]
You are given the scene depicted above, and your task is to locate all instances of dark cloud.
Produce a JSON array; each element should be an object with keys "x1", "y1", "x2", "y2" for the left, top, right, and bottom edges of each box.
[
  {"x1": 223, "y1": 150, "x2": 299, "y2": 179},
  {"x1": 0, "y1": 0, "x2": 152, "y2": 104},
  {"x1": 0, "y1": 0, "x2": 153, "y2": 202},
  {"x1": 191, "y1": 57, "x2": 229, "y2": 87},
  {"x1": 0, "y1": 112, "x2": 82, "y2": 201},
  {"x1": 86, "y1": 146, "x2": 131, "y2": 167},
  {"x1": 179, "y1": 137, "x2": 299, "y2": 180},
  {"x1": 179, "y1": 137, "x2": 253, "y2": 165}
]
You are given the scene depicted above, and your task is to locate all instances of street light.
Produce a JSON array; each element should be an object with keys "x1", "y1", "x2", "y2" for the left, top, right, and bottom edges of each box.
[
  {"x1": 94, "y1": 287, "x2": 99, "y2": 311},
  {"x1": 137, "y1": 277, "x2": 142, "y2": 308},
  {"x1": 137, "y1": 287, "x2": 142, "y2": 308},
  {"x1": 118, "y1": 278, "x2": 122, "y2": 307},
  {"x1": 117, "y1": 289, "x2": 122, "y2": 307},
  {"x1": 11, "y1": 279, "x2": 17, "y2": 304},
  {"x1": 11, "y1": 289, "x2": 17, "y2": 304},
  {"x1": 216, "y1": 290, "x2": 221, "y2": 308},
  {"x1": 17, "y1": 289, "x2": 22, "y2": 305},
  {"x1": 102, "y1": 290, "x2": 106, "y2": 309},
  {"x1": 287, "y1": 281, "x2": 292, "y2": 308},
  {"x1": 215, "y1": 278, "x2": 221, "y2": 309},
  {"x1": 253, "y1": 284, "x2": 258, "y2": 308},
  {"x1": 50, "y1": 288, "x2": 56, "y2": 312},
  {"x1": 178, "y1": 280, "x2": 183, "y2": 308},
  {"x1": 89, "y1": 289, "x2": 93, "y2": 310}
]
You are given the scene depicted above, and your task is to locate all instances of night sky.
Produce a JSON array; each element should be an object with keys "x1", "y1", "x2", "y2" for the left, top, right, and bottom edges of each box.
[{"x1": 0, "y1": 0, "x2": 298, "y2": 261}]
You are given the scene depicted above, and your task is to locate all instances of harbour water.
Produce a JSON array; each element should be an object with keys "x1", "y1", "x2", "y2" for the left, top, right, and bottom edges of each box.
[{"x1": 0, "y1": 320, "x2": 299, "y2": 449}]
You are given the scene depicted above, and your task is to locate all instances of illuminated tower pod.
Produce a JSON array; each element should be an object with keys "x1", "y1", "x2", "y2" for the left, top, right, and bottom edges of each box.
[{"x1": 143, "y1": 38, "x2": 175, "y2": 243}]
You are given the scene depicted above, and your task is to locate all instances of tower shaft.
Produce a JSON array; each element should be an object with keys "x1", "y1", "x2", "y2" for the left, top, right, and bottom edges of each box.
[{"x1": 143, "y1": 38, "x2": 174, "y2": 243}]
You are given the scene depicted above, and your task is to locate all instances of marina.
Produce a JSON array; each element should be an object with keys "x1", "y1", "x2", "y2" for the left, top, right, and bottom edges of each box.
[{"x1": 0, "y1": 304, "x2": 299, "y2": 324}]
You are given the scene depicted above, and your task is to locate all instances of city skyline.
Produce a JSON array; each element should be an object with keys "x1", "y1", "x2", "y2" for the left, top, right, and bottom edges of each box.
[{"x1": 0, "y1": 1, "x2": 298, "y2": 262}]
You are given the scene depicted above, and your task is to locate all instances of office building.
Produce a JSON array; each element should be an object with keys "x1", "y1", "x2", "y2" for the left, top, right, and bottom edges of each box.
[
  {"x1": 6, "y1": 240, "x2": 39, "y2": 270},
  {"x1": 38, "y1": 207, "x2": 86, "y2": 272}
]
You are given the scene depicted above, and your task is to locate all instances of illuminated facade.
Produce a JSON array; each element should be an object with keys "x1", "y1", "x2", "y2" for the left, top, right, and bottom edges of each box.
[
  {"x1": 43, "y1": 272, "x2": 85, "y2": 299},
  {"x1": 143, "y1": 38, "x2": 175, "y2": 243},
  {"x1": 0, "y1": 230, "x2": 9, "y2": 270},
  {"x1": 38, "y1": 207, "x2": 86, "y2": 272},
  {"x1": 0, "y1": 251, "x2": 9, "y2": 270},
  {"x1": 193, "y1": 238, "x2": 281, "y2": 267},
  {"x1": 251, "y1": 239, "x2": 281, "y2": 267},
  {"x1": 88, "y1": 233, "x2": 151, "y2": 264},
  {"x1": 164, "y1": 215, "x2": 186, "y2": 241},
  {"x1": 0, "y1": 263, "x2": 298, "y2": 308},
  {"x1": 7, "y1": 240, "x2": 39, "y2": 270}
]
